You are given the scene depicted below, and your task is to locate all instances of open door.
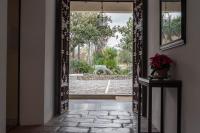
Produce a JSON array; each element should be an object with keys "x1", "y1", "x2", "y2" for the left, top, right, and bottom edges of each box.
[
  {"x1": 132, "y1": 0, "x2": 147, "y2": 116},
  {"x1": 55, "y1": 0, "x2": 147, "y2": 116},
  {"x1": 55, "y1": 0, "x2": 70, "y2": 115}
]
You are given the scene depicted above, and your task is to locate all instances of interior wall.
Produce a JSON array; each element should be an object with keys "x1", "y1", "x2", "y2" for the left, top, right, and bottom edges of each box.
[
  {"x1": 20, "y1": 0, "x2": 45, "y2": 125},
  {"x1": 148, "y1": 0, "x2": 200, "y2": 133},
  {"x1": 0, "y1": 0, "x2": 7, "y2": 132},
  {"x1": 20, "y1": 0, "x2": 55, "y2": 125},
  {"x1": 44, "y1": 0, "x2": 56, "y2": 123},
  {"x1": 148, "y1": 0, "x2": 161, "y2": 131},
  {"x1": 6, "y1": 0, "x2": 19, "y2": 126}
]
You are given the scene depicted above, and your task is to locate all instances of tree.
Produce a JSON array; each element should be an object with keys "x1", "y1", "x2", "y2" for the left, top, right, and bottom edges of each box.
[
  {"x1": 70, "y1": 13, "x2": 85, "y2": 59},
  {"x1": 70, "y1": 12, "x2": 116, "y2": 64},
  {"x1": 117, "y1": 17, "x2": 133, "y2": 67},
  {"x1": 117, "y1": 17, "x2": 133, "y2": 53},
  {"x1": 70, "y1": 24, "x2": 83, "y2": 59}
]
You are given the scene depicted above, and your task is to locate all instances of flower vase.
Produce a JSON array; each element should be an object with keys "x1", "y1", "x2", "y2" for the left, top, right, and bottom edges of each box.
[
  {"x1": 151, "y1": 68, "x2": 169, "y2": 79},
  {"x1": 156, "y1": 68, "x2": 169, "y2": 79}
]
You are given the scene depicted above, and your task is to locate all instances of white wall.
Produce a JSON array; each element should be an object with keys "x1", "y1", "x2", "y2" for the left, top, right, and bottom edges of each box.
[
  {"x1": 0, "y1": 0, "x2": 7, "y2": 132},
  {"x1": 20, "y1": 0, "x2": 55, "y2": 125},
  {"x1": 44, "y1": 0, "x2": 56, "y2": 123},
  {"x1": 148, "y1": 0, "x2": 162, "y2": 131},
  {"x1": 20, "y1": 0, "x2": 45, "y2": 125},
  {"x1": 148, "y1": 0, "x2": 200, "y2": 133}
]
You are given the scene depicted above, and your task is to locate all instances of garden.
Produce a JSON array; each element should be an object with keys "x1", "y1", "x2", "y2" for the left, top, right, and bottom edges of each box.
[
  {"x1": 68, "y1": 12, "x2": 133, "y2": 95},
  {"x1": 69, "y1": 12, "x2": 133, "y2": 77}
]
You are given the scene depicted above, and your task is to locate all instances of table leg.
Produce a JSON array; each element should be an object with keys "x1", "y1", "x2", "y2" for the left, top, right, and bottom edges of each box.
[
  {"x1": 177, "y1": 85, "x2": 182, "y2": 133},
  {"x1": 161, "y1": 87, "x2": 164, "y2": 133},
  {"x1": 138, "y1": 84, "x2": 142, "y2": 133},
  {"x1": 148, "y1": 86, "x2": 152, "y2": 133}
]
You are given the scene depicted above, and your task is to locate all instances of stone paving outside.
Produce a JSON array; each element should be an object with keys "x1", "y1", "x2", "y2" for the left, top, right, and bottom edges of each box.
[{"x1": 69, "y1": 76, "x2": 132, "y2": 95}]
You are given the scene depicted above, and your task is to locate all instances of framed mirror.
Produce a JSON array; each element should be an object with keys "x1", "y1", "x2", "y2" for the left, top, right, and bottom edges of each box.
[{"x1": 160, "y1": 0, "x2": 186, "y2": 50}]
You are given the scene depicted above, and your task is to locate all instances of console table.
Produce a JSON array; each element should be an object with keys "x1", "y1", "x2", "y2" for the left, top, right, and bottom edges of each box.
[{"x1": 138, "y1": 77, "x2": 182, "y2": 133}]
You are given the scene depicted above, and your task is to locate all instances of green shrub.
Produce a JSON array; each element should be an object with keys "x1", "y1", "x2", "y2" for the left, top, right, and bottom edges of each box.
[
  {"x1": 93, "y1": 47, "x2": 118, "y2": 70},
  {"x1": 70, "y1": 60, "x2": 93, "y2": 73},
  {"x1": 93, "y1": 52, "x2": 104, "y2": 65},
  {"x1": 112, "y1": 67, "x2": 130, "y2": 75},
  {"x1": 103, "y1": 47, "x2": 118, "y2": 60},
  {"x1": 112, "y1": 66, "x2": 121, "y2": 75},
  {"x1": 121, "y1": 69, "x2": 130, "y2": 75},
  {"x1": 118, "y1": 50, "x2": 132, "y2": 65}
]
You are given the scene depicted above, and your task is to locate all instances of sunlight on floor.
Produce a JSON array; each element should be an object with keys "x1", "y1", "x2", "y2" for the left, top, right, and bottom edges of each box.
[{"x1": 69, "y1": 99, "x2": 132, "y2": 111}]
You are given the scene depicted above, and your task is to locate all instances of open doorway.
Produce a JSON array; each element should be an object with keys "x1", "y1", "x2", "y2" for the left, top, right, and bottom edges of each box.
[
  {"x1": 68, "y1": 1, "x2": 133, "y2": 111},
  {"x1": 55, "y1": 0, "x2": 150, "y2": 132}
]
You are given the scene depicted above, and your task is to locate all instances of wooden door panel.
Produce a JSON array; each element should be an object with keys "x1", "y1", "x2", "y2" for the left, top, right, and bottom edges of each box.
[
  {"x1": 132, "y1": 0, "x2": 147, "y2": 114},
  {"x1": 60, "y1": 0, "x2": 70, "y2": 114},
  {"x1": 55, "y1": 0, "x2": 70, "y2": 114}
]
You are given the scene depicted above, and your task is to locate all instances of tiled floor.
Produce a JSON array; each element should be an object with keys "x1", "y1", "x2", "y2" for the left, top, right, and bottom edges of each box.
[
  {"x1": 46, "y1": 110, "x2": 136, "y2": 133},
  {"x1": 8, "y1": 100, "x2": 158, "y2": 133},
  {"x1": 69, "y1": 100, "x2": 133, "y2": 111},
  {"x1": 9, "y1": 110, "x2": 136, "y2": 133}
]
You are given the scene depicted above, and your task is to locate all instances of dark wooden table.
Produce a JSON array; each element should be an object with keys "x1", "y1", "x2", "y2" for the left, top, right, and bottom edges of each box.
[{"x1": 138, "y1": 77, "x2": 182, "y2": 133}]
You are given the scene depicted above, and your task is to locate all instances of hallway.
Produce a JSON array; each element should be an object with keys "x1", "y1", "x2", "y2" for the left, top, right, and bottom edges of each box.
[
  {"x1": 9, "y1": 110, "x2": 135, "y2": 133},
  {"x1": 8, "y1": 100, "x2": 159, "y2": 133}
]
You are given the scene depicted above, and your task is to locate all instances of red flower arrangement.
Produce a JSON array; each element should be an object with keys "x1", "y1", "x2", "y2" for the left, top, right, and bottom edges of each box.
[{"x1": 150, "y1": 53, "x2": 174, "y2": 78}]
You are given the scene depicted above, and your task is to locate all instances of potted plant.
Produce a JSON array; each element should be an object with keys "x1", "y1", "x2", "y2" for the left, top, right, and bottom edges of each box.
[{"x1": 150, "y1": 53, "x2": 174, "y2": 79}]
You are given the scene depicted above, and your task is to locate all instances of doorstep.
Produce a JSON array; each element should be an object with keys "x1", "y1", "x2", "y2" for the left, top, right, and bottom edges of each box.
[{"x1": 69, "y1": 95, "x2": 132, "y2": 101}]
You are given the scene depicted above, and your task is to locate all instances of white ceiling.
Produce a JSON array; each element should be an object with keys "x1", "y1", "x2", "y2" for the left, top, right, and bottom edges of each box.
[{"x1": 70, "y1": 1, "x2": 133, "y2": 12}]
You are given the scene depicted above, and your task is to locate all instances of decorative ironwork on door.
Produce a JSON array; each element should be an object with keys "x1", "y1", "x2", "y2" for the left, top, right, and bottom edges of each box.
[
  {"x1": 132, "y1": 0, "x2": 147, "y2": 113},
  {"x1": 55, "y1": 0, "x2": 70, "y2": 114},
  {"x1": 60, "y1": 0, "x2": 70, "y2": 113}
]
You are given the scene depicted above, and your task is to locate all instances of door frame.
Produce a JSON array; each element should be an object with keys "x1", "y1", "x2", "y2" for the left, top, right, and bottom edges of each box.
[
  {"x1": 0, "y1": 0, "x2": 8, "y2": 132},
  {"x1": 54, "y1": 0, "x2": 148, "y2": 115},
  {"x1": 142, "y1": 0, "x2": 148, "y2": 117},
  {"x1": 55, "y1": 0, "x2": 62, "y2": 115}
]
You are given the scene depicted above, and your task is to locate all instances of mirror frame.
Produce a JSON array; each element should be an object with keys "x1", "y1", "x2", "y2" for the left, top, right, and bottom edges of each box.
[{"x1": 160, "y1": 0, "x2": 186, "y2": 50}]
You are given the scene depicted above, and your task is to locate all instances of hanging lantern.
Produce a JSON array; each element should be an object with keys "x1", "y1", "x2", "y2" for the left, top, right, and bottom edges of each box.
[{"x1": 97, "y1": 1, "x2": 108, "y2": 27}]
